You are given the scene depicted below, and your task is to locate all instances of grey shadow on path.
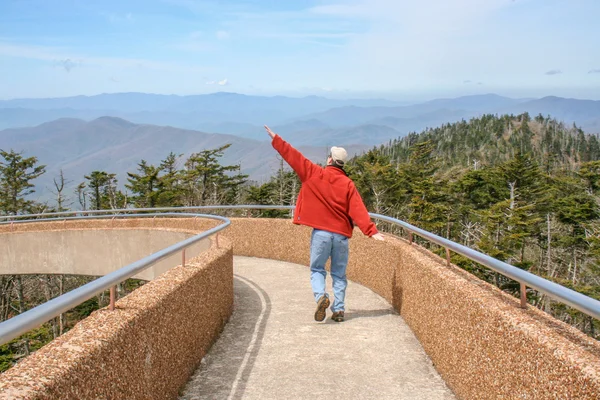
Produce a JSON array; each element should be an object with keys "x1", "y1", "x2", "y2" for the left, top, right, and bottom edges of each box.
[
  {"x1": 345, "y1": 308, "x2": 397, "y2": 321},
  {"x1": 179, "y1": 275, "x2": 271, "y2": 400}
]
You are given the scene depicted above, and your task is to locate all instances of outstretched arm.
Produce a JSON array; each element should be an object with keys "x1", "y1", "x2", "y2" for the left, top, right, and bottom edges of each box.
[
  {"x1": 348, "y1": 184, "x2": 385, "y2": 240},
  {"x1": 265, "y1": 125, "x2": 320, "y2": 182}
]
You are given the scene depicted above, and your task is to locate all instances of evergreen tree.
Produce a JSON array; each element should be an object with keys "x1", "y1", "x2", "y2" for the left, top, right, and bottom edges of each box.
[
  {"x1": 83, "y1": 171, "x2": 123, "y2": 210},
  {"x1": 347, "y1": 149, "x2": 402, "y2": 215},
  {"x1": 0, "y1": 150, "x2": 46, "y2": 215},
  {"x1": 181, "y1": 144, "x2": 248, "y2": 206},
  {"x1": 157, "y1": 152, "x2": 183, "y2": 207},
  {"x1": 404, "y1": 141, "x2": 448, "y2": 235},
  {"x1": 126, "y1": 160, "x2": 161, "y2": 208}
]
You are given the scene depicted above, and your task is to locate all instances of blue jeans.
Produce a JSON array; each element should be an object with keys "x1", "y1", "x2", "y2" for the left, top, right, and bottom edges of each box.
[{"x1": 310, "y1": 229, "x2": 349, "y2": 312}]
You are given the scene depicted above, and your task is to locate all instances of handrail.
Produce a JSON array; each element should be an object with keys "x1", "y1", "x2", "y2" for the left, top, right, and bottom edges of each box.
[
  {"x1": 0, "y1": 212, "x2": 230, "y2": 345},
  {"x1": 369, "y1": 213, "x2": 600, "y2": 321},
  {"x1": 1, "y1": 205, "x2": 599, "y2": 341},
  {"x1": 0, "y1": 205, "x2": 293, "y2": 222}
]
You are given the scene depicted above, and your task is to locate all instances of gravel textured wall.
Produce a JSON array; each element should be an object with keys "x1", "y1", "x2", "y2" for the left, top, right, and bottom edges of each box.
[
  {"x1": 1, "y1": 217, "x2": 599, "y2": 399},
  {"x1": 0, "y1": 219, "x2": 232, "y2": 400}
]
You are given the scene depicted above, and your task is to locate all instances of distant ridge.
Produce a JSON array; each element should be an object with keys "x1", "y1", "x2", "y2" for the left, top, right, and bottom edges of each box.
[
  {"x1": 0, "y1": 117, "x2": 370, "y2": 201},
  {"x1": 1, "y1": 92, "x2": 598, "y2": 146}
]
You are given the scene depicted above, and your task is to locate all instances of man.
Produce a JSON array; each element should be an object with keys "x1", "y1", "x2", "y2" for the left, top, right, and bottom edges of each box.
[{"x1": 264, "y1": 125, "x2": 385, "y2": 323}]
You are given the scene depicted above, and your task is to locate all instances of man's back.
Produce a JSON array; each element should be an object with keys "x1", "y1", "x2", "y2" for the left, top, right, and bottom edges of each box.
[{"x1": 270, "y1": 134, "x2": 378, "y2": 238}]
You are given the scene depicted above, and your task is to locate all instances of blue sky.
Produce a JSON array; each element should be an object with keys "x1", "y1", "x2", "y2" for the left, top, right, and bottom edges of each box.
[{"x1": 1, "y1": 0, "x2": 599, "y2": 100}]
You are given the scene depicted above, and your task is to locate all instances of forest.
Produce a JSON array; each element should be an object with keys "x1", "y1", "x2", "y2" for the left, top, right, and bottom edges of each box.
[{"x1": 1, "y1": 112, "x2": 599, "y2": 372}]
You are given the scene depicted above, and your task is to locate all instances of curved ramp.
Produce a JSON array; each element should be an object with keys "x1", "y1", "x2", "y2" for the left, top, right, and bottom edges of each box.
[{"x1": 180, "y1": 256, "x2": 455, "y2": 399}]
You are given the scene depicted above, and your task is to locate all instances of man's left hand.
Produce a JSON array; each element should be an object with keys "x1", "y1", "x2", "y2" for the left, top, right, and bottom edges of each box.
[{"x1": 371, "y1": 233, "x2": 385, "y2": 241}]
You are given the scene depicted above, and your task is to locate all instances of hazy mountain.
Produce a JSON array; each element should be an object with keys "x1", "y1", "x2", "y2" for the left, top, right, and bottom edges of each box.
[
  {"x1": 500, "y1": 96, "x2": 600, "y2": 125},
  {"x1": 294, "y1": 94, "x2": 600, "y2": 138},
  {"x1": 0, "y1": 117, "x2": 369, "y2": 202},
  {"x1": 284, "y1": 124, "x2": 402, "y2": 146},
  {"x1": 421, "y1": 93, "x2": 530, "y2": 111},
  {"x1": 2, "y1": 92, "x2": 599, "y2": 147},
  {"x1": 0, "y1": 92, "x2": 402, "y2": 112},
  {"x1": 582, "y1": 118, "x2": 600, "y2": 134},
  {"x1": 298, "y1": 94, "x2": 528, "y2": 127},
  {"x1": 0, "y1": 108, "x2": 112, "y2": 130},
  {"x1": 0, "y1": 93, "x2": 183, "y2": 112},
  {"x1": 0, "y1": 92, "x2": 403, "y2": 129}
]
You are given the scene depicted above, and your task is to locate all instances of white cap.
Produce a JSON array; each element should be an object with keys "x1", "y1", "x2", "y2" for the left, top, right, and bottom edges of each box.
[{"x1": 330, "y1": 146, "x2": 348, "y2": 166}]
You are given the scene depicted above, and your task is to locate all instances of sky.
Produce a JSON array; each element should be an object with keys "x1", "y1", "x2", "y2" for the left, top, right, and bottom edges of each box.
[{"x1": 0, "y1": 0, "x2": 599, "y2": 101}]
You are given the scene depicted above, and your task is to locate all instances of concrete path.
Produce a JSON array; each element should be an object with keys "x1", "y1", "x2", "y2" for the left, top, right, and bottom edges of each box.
[{"x1": 179, "y1": 256, "x2": 455, "y2": 400}]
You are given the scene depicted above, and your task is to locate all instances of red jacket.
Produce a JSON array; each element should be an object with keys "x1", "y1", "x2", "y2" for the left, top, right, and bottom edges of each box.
[{"x1": 272, "y1": 135, "x2": 378, "y2": 238}]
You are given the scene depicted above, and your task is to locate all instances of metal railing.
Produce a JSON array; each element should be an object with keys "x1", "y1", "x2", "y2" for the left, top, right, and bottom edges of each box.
[
  {"x1": 1, "y1": 205, "x2": 599, "y2": 346},
  {"x1": 0, "y1": 211, "x2": 230, "y2": 345},
  {"x1": 369, "y1": 213, "x2": 600, "y2": 321},
  {"x1": 0, "y1": 205, "x2": 294, "y2": 222}
]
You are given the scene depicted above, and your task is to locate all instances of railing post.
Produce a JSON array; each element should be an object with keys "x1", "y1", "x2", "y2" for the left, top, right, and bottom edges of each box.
[
  {"x1": 182, "y1": 249, "x2": 186, "y2": 267},
  {"x1": 520, "y1": 282, "x2": 527, "y2": 309},
  {"x1": 408, "y1": 232, "x2": 413, "y2": 245},
  {"x1": 216, "y1": 234, "x2": 220, "y2": 248},
  {"x1": 445, "y1": 248, "x2": 451, "y2": 266},
  {"x1": 109, "y1": 286, "x2": 116, "y2": 311}
]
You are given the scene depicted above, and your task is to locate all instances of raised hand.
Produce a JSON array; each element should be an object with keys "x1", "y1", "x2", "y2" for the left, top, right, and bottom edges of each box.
[{"x1": 264, "y1": 125, "x2": 276, "y2": 139}]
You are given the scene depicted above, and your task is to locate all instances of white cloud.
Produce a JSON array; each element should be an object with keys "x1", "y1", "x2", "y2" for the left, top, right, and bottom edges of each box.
[
  {"x1": 309, "y1": 0, "x2": 510, "y2": 32},
  {"x1": 205, "y1": 78, "x2": 229, "y2": 86},
  {"x1": 545, "y1": 69, "x2": 563, "y2": 76},
  {"x1": 104, "y1": 12, "x2": 135, "y2": 24},
  {"x1": 0, "y1": 41, "x2": 207, "y2": 73},
  {"x1": 216, "y1": 30, "x2": 230, "y2": 40},
  {"x1": 173, "y1": 31, "x2": 212, "y2": 52}
]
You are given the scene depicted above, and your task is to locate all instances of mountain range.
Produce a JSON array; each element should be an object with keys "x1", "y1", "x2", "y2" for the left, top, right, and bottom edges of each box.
[{"x1": 1, "y1": 93, "x2": 599, "y2": 147}]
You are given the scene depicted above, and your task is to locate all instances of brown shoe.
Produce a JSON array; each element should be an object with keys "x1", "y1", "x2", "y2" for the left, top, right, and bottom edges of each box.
[
  {"x1": 314, "y1": 295, "x2": 330, "y2": 322},
  {"x1": 332, "y1": 311, "x2": 345, "y2": 322}
]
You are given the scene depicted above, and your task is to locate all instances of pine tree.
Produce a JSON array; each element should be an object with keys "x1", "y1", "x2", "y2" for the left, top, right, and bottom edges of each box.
[
  {"x1": 404, "y1": 141, "x2": 448, "y2": 235},
  {"x1": 0, "y1": 150, "x2": 46, "y2": 215},
  {"x1": 181, "y1": 144, "x2": 248, "y2": 206},
  {"x1": 126, "y1": 160, "x2": 161, "y2": 208},
  {"x1": 347, "y1": 149, "x2": 402, "y2": 215},
  {"x1": 83, "y1": 171, "x2": 122, "y2": 210},
  {"x1": 157, "y1": 152, "x2": 183, "y2": 207}
]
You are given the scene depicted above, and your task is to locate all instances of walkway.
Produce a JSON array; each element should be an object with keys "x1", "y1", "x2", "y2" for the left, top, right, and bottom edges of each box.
[{"x1": 180, "y1": 256, "x2": 455, "y2": 400}]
